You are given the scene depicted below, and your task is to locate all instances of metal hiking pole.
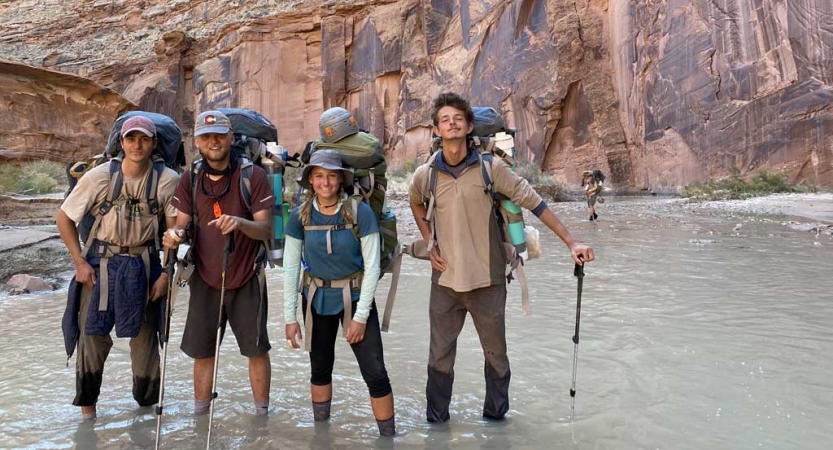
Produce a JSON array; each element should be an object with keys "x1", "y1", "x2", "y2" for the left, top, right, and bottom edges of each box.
[
  {"x1": 570, "y1": 260, "x2": 585, "y2": 420},
  {"x1": 207, "y1": 233, "x2": 234, "y2": 449},
  {"x1": 155, "y1": 249, "x2": 177, "y2": 450}
]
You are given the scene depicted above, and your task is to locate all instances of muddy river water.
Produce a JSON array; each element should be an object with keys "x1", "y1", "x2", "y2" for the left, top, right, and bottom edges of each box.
[{"x1": 1, "y1": 198, "x2": 831, "y2": 449}]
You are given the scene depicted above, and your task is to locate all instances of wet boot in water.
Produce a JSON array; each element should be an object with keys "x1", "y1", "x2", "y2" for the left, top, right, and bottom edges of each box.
[
  {"x1": 313, "y1": 400, "x2": 331, "y2": 421},
  {"x1": 376, "y1": 416, "x2": 396, "y2": 436}
]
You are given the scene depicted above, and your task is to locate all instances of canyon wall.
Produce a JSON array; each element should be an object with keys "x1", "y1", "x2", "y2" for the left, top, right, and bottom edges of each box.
[{"x1": 1, "y1": 0, "x2": 830, "y2": 190}]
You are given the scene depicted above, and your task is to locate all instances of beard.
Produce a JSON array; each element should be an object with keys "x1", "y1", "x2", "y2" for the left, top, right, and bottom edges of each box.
[{"x1": 199, "y1": 144, "x2": 231, "y2": 168}]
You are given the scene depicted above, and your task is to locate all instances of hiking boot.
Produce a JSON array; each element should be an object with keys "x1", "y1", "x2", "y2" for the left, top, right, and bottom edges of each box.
[{"x1": 593, "y1": 213, "x2": 599, "y2": 221}]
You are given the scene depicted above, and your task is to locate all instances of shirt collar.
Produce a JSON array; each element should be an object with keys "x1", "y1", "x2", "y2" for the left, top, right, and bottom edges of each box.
[{"x1": 434, "y1": 141, "x2": 480, "y2": 173}]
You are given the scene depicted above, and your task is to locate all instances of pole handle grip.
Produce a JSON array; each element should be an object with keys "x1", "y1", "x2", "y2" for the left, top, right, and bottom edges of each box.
[
  {"x1": 574, "y1": 262, "x2": 585, "y2": 278},
  {"x1": 224, "y1": 234, "x2": 234, "y2": 254},
  {"x1": 164, "y1": 249, "x2": 177, "y2": 271}
]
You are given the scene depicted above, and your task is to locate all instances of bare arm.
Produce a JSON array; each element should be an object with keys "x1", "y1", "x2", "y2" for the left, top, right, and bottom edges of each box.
[
  {"x1": 207, "y1": 209, "x2": 272, "y2": 241},
  {"x1": 56, "y1": 209, "x2": 96, "y2": 287},
  {"x1": 56, "y1": 209, "x2": 84, "y2": 266},
  {"x1": 162, "y1": 210, "x2": 192, "y2": 251},
  {"x1": 537, "y1": 208, "x2": 595, "y2": 264},
  {"x1": 149, "y1": 214, "x2": 180, "y2": 301}
]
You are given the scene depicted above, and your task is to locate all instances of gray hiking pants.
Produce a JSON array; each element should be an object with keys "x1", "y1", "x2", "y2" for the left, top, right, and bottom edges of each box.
[
  {"x1": 426, "y1": 282, "x2": 510, "y2": 422},
  {"x1": 73, "y1": 283, "x2": 160, "y2": 407}
]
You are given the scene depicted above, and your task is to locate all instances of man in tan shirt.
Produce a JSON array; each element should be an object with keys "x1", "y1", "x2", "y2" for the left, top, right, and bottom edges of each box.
[
  {"x1": 409, "y1": 93, "x2": 594, "y2": 423},
  {"x1": 57, "y1": 115, "x2": 179, "y2": 420}
]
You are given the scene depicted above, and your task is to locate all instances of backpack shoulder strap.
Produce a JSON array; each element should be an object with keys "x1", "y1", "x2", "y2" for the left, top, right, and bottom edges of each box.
[
  {"x1": 347, "y1": 194, "x2": 361, "y2": 241},
  {"x1": 422, "y1": 151, "x2": 442, "y2": 251},
  {"x1": 302, "y1": 195, "x2": 361, "y2": 253},
  {"x1": 145, "y1": 157, "x2": 164, "y2": 216},
  {"x1": 188, "y1": 159, "x2": 202, "y2": 244},
  {"x1": 422, "y1": 151, "x2": 440, "y2": 205},
  {"x1": 239, "y1": 156, "x2": 254, "y2": 212},
  {"x1": 478, "y1": 152, "x2": 495, "y2": 198},
  {"x1": 105, "y1": 157, "x2": 124, "y2": 206},
  {"x1": 81, "y1": 158, "x2": 123, "y2": 258}
]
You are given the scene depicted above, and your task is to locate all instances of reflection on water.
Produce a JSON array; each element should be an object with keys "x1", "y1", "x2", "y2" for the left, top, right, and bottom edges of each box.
[{"x1": 1, "y1": 199, "x2": 831, "y2": 449}]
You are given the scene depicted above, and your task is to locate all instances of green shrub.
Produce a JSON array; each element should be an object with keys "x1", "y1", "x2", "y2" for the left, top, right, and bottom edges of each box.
[
  {"x1": 26, "y1": 159, "x2": 67, "y2": 181},
  {"x1": 515, "y1": 160, "x2": 562, "y2": 187},
  {"x1": 513, "y1": 160, "x2": 568, "y2": 201},
  {"x1": 0, "y1": 160, "x2": 66, "y2": 195},
  {"x1": 680, "y1": 167, "x2": 803, "y2": 201},
  {"x1": 0, "y1": 165, "x2": 23, "y2": 194},
  {"x1": 20, "y1": 172, "x2": 58, "y2": 194}
]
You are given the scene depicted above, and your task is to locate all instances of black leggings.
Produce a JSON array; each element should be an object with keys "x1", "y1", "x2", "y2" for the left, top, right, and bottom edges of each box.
[{"x1": 302, "y1": 298, "x2": 392, "y2": 398}]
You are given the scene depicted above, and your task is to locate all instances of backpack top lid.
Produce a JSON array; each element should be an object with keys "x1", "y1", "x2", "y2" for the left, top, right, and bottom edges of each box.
[
  {"x1": 217, "y1": 108, "x2": 278, "y2": 143},
  {"x1": 471, "y1": 107, "x2": 508, "y2": 137},
  {"x1": 313, "y1": 131, "x2": 385, "y2": 170},
  {"x1": 105, "y1": 111, "x2": 185, "y2": 171},
  {"x1": 319, "y1": 107, "x2": 359, "y2": 144}
]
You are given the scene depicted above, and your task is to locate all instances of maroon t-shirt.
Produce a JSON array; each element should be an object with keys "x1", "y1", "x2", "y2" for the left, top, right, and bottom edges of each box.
[{"x1": 172, "y1": 164, "x2": 273, "y2": 290}]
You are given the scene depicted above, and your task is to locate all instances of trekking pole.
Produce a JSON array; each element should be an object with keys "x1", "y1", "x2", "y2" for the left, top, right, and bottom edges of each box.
[
  {"x1": 155, "y1": 249, "x2": 177, "y2": 450},
  {"x1": 207, "y1": 233, "x2": 233, "y2": 449},
  {"x1": 570, "y1": 259, "x2": 585, "y2": 420}
]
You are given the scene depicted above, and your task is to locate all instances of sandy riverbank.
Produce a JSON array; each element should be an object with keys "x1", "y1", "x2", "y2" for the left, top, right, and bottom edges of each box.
[{"x1": 680, "y1": 192, "x2": 833, "y2": 224}]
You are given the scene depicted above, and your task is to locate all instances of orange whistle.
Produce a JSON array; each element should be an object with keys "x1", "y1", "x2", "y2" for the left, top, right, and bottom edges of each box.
[{"x1": 213, "y1": 201, "x2": 222, "y2": 218}]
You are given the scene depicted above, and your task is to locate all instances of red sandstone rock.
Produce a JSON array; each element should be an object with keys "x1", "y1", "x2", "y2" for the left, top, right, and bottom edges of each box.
[{"x1": 0, "y1": 0, "x2": 830, "y2": 190}]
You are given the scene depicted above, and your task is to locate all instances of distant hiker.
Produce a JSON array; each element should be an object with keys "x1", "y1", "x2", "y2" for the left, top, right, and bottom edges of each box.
[
  {"x1": 56, "y1": 115, "x2": 181, "y2": 420},
  {"x1": 582, "y1": 169, "x2": 605, "y2": 221},
  {"x1": 409, "y1": 93, "x2": 594, "y2": 423},
  {"x1": 283, "y1": 146, "x2": 395, "y2": 433},
  {"x1": 162, "y1": 110, "x2": 273, "y2": 415}
]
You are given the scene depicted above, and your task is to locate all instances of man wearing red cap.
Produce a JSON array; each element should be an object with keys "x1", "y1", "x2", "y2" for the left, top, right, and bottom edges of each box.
[{"x1": 57, "y1": 115, "x2": 180, "y2": 420}]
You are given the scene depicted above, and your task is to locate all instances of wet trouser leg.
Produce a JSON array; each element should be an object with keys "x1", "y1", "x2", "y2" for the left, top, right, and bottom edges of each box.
[
  {"x1": 349, "y1": 302, "x2": 392, "y2": 399},
  {"x1": 72, "y1": 282, "x2": 160, "y2": 407},
  {"x1": 465, "y1": 284, "x2": 510, "y2": 419},
  {"x1": 426, "y1": 283, "x2": 468, "y2": 423},
  {"x1": 73, "y1": 284, "x2": 112, "y2": 407},
  {"x1": 350, "y1": 302, "x2": 395, "y2": 436},
  {"x1": 305, "y1": 299, "x2": 340, "y2": 387},
  {"x1": 128, "y1": 306, "x2": 161, "y2": 407}
]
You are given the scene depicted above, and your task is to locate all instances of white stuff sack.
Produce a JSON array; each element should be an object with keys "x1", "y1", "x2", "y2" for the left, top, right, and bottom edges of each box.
[{"x1": 524, "y1": 225, "x2": 541, "y2": 259}]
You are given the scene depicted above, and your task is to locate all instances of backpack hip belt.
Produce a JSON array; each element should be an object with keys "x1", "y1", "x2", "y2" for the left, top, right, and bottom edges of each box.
[{"x1": 301, "y1": 271, "x2": 363, "y2": 352}]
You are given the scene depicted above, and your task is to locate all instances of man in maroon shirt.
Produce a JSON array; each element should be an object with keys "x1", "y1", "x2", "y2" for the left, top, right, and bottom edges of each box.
[{"x1": 163, "y1": 110, "x2": 273, "y2": 415}]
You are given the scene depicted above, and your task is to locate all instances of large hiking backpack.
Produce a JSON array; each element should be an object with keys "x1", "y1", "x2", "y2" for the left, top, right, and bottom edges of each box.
[
  {"x1": 65, "y1": 111, "x2": 185, "y2": 250},
  {"x1": 582, "y1": 169, "x2": 605, "y2": 185},
  {"x1": 187, "y1": 108, "x2": 294, "y2": 268},
  {"x1": 303, "y1": 131, "x2": 398, "y2": 274},
  {"x1": 422, "y1": 106, "x2": 534, "y2": 314},
  {"x1": 67, "y1": 111, "x2": 185, "y2": 193},
  {"x1": 300, "y1": 127, "x2": 402, "y2": 332}
]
